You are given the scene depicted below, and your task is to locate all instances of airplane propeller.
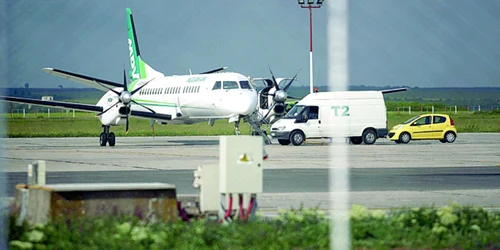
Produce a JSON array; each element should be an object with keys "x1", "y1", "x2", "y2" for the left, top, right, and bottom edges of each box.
[
  {"x1": 259, "y1": 67, "x2": 301, "y2": 122},
  {"x1": 266, "y1": 67, "x2": 301, "y2": 101},
  {"x1": 94, "y1": 69, "x2": 156, "y2": 134}
]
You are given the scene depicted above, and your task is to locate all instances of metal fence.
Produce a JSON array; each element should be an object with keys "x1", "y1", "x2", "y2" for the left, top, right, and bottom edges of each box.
[{"x1": 391, "y1": 105, "x2": 500, "y2": 114}]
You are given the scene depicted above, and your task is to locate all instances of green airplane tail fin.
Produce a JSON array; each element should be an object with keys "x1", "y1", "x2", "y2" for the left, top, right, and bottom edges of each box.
[{"x1": 126, "y1": 8, "x2": 164, "y2": 90}]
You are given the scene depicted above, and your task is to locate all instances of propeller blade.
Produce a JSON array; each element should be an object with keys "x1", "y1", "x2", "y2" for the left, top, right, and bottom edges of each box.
[
  {"x1": 123, "y1": 69, "x2": 128, "y2": 92},
  {"x1": 260, "y1": 102, "x2": 277, "y2": 124},
  {"x1": 283, "y1": 69, "x2": 301, "y2": 92},
  {"x1": 125, "y1": 116, "x2": 129, "y2": 134},
  {"x1": 93, "y1": 80, "x2": 121, "y2": 96},
  {"x1": 268, "y1": 66, "x2": 280, "y2": 90},
  {"x1": 96, "y1": 100, "x2": 120, "y2": 116},
  {"x1": 130, "y1": 77, "x2": 156, "y2": 95},
  {"x1": 131, "y1": 100, "x2": 156, "y2": 114}
]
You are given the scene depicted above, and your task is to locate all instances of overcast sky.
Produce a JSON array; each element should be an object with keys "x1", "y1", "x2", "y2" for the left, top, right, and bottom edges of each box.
[{"x1": 3, "y1": 1, "x2": 500, "y2": 89}]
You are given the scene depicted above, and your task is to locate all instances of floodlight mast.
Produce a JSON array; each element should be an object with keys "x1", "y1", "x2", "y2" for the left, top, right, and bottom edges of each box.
[{"x1": 297, "y1": 0, "x2": 324, "y2": 94}]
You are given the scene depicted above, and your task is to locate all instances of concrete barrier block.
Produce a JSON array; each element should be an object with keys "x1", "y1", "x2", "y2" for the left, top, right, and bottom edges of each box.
[{"x1": 14, "y1": 182, "x2": 178, "y2": 225}]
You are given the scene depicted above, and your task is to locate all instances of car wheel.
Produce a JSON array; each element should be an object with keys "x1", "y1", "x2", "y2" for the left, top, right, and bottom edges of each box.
[
  {"x1": 439, "y1": 139, "x2": 447, "y2": 143},
  {"x1": 290, "y1": 130, "x2": 305, "y2": 146},
  {"x1": 394, "y1": 140, "x2": 401, "y2": 144},
  {"x1": 362, "y1": 130, "x2": 377, "y2": 145},
  {"x1": 350, "y1": 137, "x2": 362, "y2": 145},
  {"x1": 444, "y1": 131, "x2": 456, "y2": 143},
  {"x1": 399, "y1": 132, "x2": 411, "y2": 144},
  {"x1": 278, "y1": 139, "x2": 290, "y2": 146}
]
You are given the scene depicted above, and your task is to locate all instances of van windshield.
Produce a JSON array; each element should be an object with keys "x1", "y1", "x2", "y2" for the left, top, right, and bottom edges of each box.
[
  {"x1": 284, "y1": 105, "x2": 306, "y2": 119},
  {"x1": 402, "y1": 115, "x2": 421, "y2": 124}
]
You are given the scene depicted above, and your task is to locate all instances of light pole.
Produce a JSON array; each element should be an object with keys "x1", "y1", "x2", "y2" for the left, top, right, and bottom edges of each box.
[{"x1": 298, "y1": 0, "x2": 324, "y2": 94}]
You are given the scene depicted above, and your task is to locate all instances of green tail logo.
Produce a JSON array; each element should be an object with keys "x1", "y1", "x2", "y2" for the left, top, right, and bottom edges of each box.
[{"x1": 128, "y1": 38, "x2": 140, "y2": 80}]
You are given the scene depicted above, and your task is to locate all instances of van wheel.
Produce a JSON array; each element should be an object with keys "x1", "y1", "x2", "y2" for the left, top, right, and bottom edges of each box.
[
  {"x1": 278, "y1": 139, "x2": 290, "y2": 145},
  {"x1": 399, "y1": 132, "x2": 411, "y2": 144},
  {"x1": 362, "y1": 130, "x2": 377, "y2": 145},
  {"x1": 444, "y1": 131, "x2": 456, "y2": 143},
  {"x1": 290, "y1": 130, "x2": 305, "y2": 146},
  {"x1": 350, "y1": 137, "x2": 362, "y2": 145}
]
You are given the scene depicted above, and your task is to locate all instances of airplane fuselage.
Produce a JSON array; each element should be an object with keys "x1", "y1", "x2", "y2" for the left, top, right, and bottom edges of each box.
[{"x1": 96, "y1": 72, "x2": 258, "y2": 126}]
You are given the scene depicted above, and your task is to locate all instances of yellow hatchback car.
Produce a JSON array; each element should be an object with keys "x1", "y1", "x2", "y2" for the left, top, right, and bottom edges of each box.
[{"x1": 388, "y1": 114, "x2": 457, "y2": 144}]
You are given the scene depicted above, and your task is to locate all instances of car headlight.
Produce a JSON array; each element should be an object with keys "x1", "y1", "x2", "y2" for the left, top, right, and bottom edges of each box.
[
  {"x1": 392, "y1": 125, "x2": 404, "y2": 130},
  {"x1": 276, "y1": 126, "x2": 286, "y2": 131}
]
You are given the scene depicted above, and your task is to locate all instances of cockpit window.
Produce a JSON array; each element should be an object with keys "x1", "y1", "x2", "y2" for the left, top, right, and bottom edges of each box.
[
  {"x1": 239, "y1": 81, "x2": 251, "y2": 89},
  {"x1": 212, "y1": 81, "x2": 221, "y2": 90},
  {"x1": 223, "y1": 81, "x2": 239, "y2": 90},
  {"x1": 284, "y1": 105, "x2": 306, "y2": 119}
]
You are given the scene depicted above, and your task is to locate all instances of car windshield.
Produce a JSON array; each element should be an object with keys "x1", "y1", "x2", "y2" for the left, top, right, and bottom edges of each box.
[
  {"x1": 284, "y1": 105, "x2": 306, "y2": 119},
  {"x1": 402, "y1": 115, "x2": 421, "y2": 124}
]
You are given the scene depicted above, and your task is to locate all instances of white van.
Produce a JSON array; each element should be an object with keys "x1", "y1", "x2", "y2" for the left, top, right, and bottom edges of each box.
[{"x1": 270, "y1": 91, "x2": 388, "y2": 146}]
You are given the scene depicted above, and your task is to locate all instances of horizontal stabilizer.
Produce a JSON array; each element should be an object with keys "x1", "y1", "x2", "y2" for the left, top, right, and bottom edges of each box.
[
  {"x1": 381, "y1": 88, "x2": 409, "y2": 94},
  {"x1": 42, "y1": 68, "x2": 122, "y2": 91}
]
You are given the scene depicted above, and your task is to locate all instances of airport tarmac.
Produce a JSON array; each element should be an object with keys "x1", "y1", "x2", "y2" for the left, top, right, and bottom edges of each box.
[
  {"x1": 2, "y1": 133, "x2": 500, "y2": 172},
  {"x1": 2, "y1": 133, "x2": 500, "y2": 211}
]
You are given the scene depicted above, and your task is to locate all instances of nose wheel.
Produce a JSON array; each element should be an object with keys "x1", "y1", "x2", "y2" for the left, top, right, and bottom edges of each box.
[{"x1": 99, "y1": 125, "x2": 116, "y2": 147}]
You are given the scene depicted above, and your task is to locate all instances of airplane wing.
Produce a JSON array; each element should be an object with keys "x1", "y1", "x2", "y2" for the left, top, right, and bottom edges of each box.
[
  {"x1": 0, "y1": 96, "x2": 172, "y2": 120},
  {"x1": 381, "y1": 88, "x2": 409, "y2": 94},
  {"x1": 42, "y1": 68, "x2": 122, "y2": 92},
  {"x1": 0, "y1": 96, "x2": 103, "y2": 113}
]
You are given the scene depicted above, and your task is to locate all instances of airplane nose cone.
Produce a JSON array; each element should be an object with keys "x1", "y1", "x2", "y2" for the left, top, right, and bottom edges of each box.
[{"x1": 238, "y1": 91, "x2": 258, "y2": 115}]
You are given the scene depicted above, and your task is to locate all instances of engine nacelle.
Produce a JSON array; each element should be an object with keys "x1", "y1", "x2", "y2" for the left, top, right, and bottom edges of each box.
[
  {"x1": 118, "y1": 106, "x2": 131, "y2": 116},
  {"x1": 256, "y1": 86, "x2": 288, "y2": 124},
  {"x1": 96, "y1": 90, "x2": 127, "y2": 126},
  {"x1": 273, "y1": 103, "x2": 285, "y2": 114}
]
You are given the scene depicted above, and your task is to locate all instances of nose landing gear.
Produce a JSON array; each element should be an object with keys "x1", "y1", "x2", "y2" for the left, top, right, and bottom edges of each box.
[{"x1": 99, "y1": 125, "x2": 116, "y2": 147}]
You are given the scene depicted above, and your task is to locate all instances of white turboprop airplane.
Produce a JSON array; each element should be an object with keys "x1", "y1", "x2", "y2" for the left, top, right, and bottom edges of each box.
[{"x1": 0, "y1": 8, "x2": 267, "y2": 147}]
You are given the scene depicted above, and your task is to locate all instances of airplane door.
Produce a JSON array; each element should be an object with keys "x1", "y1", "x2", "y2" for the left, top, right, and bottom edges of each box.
[{"x1": 210, "y1": 81, "x2": 223, "y2": 115}]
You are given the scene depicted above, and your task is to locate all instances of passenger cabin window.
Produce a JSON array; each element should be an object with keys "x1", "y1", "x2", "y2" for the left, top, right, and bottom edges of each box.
[
  {"x1": 212, "y1": 81, "x2": 221, "y2": 90},
  {"x1": 223, "y1": 81, "x2": 239, "y2": 90},
  {"x1": 239, "y1": 81, "x2": 251, "y2": 89},
  {"x1": 414, "y1": 116, "x2": 431, "y2": 126},
  {"x1": 433, "y1": 116, "x2": 446, "y2": 124}
]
